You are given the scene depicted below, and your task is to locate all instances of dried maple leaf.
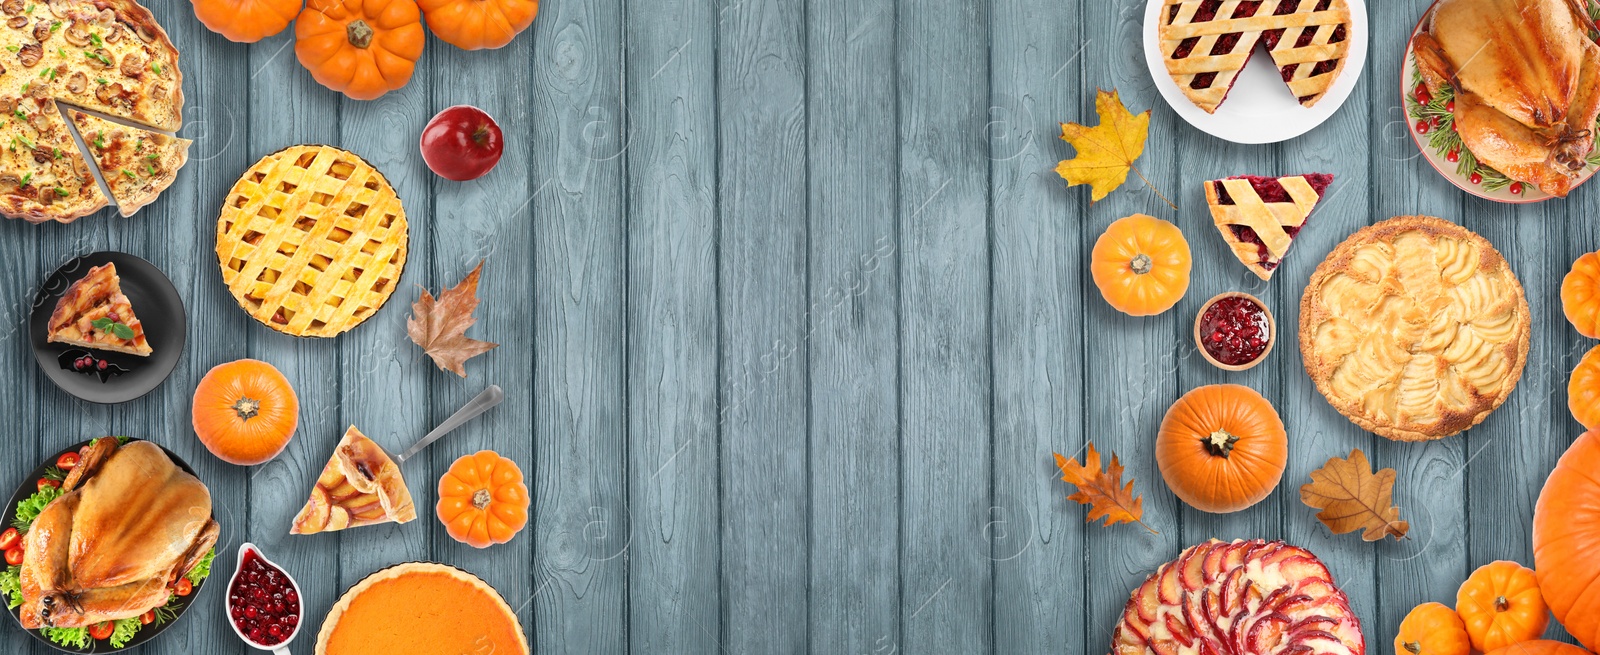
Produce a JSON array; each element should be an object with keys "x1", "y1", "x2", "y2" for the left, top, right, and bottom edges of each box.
[
  {"x1": 407, "y1": 261, "x2": 499, "y2": 378},
  {"x1": 1053, "y1": 442, "x2": 1156, "y2": 533},
  {"x1": 1300, "y1": 449, "x2": 1409, "y2": 541},
  {"x1": 1055, "y1": 89, "x2": 1174, "y2": 209}
]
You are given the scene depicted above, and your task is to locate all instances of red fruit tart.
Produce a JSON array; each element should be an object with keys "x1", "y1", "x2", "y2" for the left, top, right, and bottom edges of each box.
[
  {"x1": 1204, "y1": 173, "x2": 1333, "y2": 281},
  {"x1": 1158, "y1": 0, "x2": 1354, "y2": 114},
  {"x1": 1111, "y1": 539, "x2": 1365, "y2": 655}
]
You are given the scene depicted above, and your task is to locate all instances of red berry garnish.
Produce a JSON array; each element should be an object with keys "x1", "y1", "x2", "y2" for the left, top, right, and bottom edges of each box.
[
  {"x1": 1446, "y1": 149, "x2": 1459, "y2": 163},
  {"x1": 1470, "y1": 172, "x2": 1484, "y2": 185},
  {"x1": 1510, "y1": 182, "x2": 1523, "y2": 195},
  {"x1": 1445, "y1": 100, "x2": 1455, "y2": 113},
  {"x1": 1415, "y1": 119, "x2": 1430, "y2": 134}
]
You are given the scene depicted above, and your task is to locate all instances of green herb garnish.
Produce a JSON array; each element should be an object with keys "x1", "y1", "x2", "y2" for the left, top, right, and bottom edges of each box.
[
  {"x1": 88, "y1": 32, "x2": 101, "y2": 48},
  {"x1": 91, "y1": 317, "x2": 135, "y2": 339},
  {"x1": 107, "y1": 617, "x2": 140, "y2": 648},
  {"x1": 19, "y1": 172, "x2": 30, "y2": 186},
  {"x1": 41, "y1": 627, "x2": 88, "y2": 649},
  {"x1": 0, "y1": 566, "x2": 20, "y2": 609},
  {"x1": 93, "y1": 130, "x2": 104, "y2": 149},
  {"x1": 12, "y1": 484, "x2": 62, "y2": 531},
  {"x1": 120, "y1": 169, "x2": 134, "y2": 180},
  {"x1": 84, "y1": 49, "x2": 109, "y2": 66},
  {"x1": 53, "y1": 186, "x2": 66, "y2": 197},
  {"x1": 184, "y1": 547, "x2": 215, "y2": 585}
]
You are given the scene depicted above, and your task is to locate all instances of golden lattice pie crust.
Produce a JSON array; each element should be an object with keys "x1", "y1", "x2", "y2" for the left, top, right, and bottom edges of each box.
[
  {"x1": 1299, "y1": 216, "x2": 1529, "y2": 441},
  {"x1": 1159, "y1": 0, "x2": 1353, "y2": 113},
  {"x1": 216, "y1": 145, "x2": 407, "y2": 338}
]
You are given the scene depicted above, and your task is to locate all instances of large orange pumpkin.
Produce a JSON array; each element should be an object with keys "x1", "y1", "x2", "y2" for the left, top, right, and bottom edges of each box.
[
  {"x1": 296, "y1": 0, "x2": 426, "y2": 100},
  {"x1": 1156, "y1": 384, "x2": 1287, "y2": 513},
  {"x1": 192, "y1": 359, "x2": 299, "y2": 465},
  {"x1": 1483, "y1": 642, "x2": 1593, "y2": 655},
  {"x1": 1534, "y1": 429, "x2": 1600, "y2": 652},
  {"x1": 192, "y1": 0, "x2": 304, "y2": 42},
  {"x1": 1457, "y1": 560, "x2": 1549, "y2": 652},
  {"x1": 1396, "y1": 602, "x2": 1472, "y2": 655},
  {"x1": 437, "y1": 451, "x2": 528, "y2": 548},
  {"x1": 1091, "y1": 214, "x2": 1191, "y2": 317},
  {"x1": 1563, "y1": 251, "x2": 1600, "y2": 338},
  {"x1": 1570, "y1": 345, "x2": 1600, "y2": 430},
  {"x1": 416, "y1": 0, "x2": 538, "y2": 50}
]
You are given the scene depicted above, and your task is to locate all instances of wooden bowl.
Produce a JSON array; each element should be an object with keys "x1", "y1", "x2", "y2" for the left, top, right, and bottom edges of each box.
[{"x1": 1194, "y1": 292, "x2": 1275, "y2": 372}]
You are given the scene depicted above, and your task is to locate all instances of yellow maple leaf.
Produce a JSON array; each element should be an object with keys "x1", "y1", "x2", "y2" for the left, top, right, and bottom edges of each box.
[
  {"x1": 1055, "y1": 89, "x2": 1173, "y2": 209},
  {"x1": 1053, "y1": 442, "x2": 1156, "y2": 533}
]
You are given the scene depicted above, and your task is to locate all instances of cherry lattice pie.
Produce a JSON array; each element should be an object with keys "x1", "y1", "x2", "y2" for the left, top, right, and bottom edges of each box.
[{"x1": 1159, "y1": 0, "x2": 1354, "y2": 113}]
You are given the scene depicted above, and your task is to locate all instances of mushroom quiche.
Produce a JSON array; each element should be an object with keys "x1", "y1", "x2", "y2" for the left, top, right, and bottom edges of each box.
[
  {"x1": 71, "y1": 108, "x2": 188, "y2": 216},
  {"x1": 1300, "y1": 216, "x2": 1530, "y2": 441},
  {"x1": 0, "y1": 0, "x2": 183, "y2": 222}
]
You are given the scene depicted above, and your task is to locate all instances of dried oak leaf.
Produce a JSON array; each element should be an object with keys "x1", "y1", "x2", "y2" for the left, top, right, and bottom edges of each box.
[
  {"x1": 1053, "y1": 442, "x2": 1156, "y2": 533},
  {"x1": 407, "y1": 261, "x2": 499, "y2": 378},
  {"x1": 1300, "y1": 448, "x2": 1409, "y2": 541},
  {"x1": 1055, "y1": 89, "x2": 1174, "y2": 209}
]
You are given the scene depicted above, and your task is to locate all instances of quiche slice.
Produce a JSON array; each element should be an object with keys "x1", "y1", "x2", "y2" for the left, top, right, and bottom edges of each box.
[
  {"x1": 46, "y1": 262, "x2": 152, "y2": 356},
  {"x1": 0, "y1": 96, "x2": 108, "y2": 222},
  {"x1": 21, "y1": 0, "x2": 185, "y2": 132},
  {"x1": 70, "y1": 109, "x2": 189, "y2": 216},
  {"x1": 291, "y1": 426, "x2": 416, "y2": 535}
]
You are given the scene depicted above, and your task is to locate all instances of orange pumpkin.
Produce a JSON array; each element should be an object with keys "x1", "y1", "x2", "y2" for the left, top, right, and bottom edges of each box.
[
  {"x1": 1535, "y1": 429, "x2": 1600, "y2": 652},
  {"x1": 1156, "y1": 384, "x2": 1287, "y2": 513},
  {"x1": 1091, "y1": 214, "x2": 1191, "y2": 317},
  {"x1": 437, "y1": 451, "x2": 528, "y2": 548},
  {"x1": 416, "y1": 0, "x2": 538, "y2": 50},
  {"x1": 1571, "y1": 345, "x2": 1600, "y2": 430},
  {"x1": 1396, "y1": 602, "x2": 1472, "y2": 655},
  {"x1": 1564, "y1": 252, "x2": 1600, "y2": 338},
  {"x1": 1457, "y1": 560, "x2": 1549, "y2": 652},
  {"x1": 192, "y1": 0, "x2": 304, "y2": 42},
  {"x1": 296, "y1": 0, "x2": 426, "y2": 100},
  {"x1": 1484, "y1": 642, "x2": 1594, "y2": 655},
  {"x1": 191, "y1": 359, "x2": 299, "y2": 465}
]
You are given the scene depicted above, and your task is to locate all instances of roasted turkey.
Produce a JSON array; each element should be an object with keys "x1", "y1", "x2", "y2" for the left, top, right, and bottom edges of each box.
[
  {"x1": 1413, "y1": 0, "x2": 1600, "y2": 196},
  {"x1": 18, "y1": 439, "x2": 219, "y2": 629}
]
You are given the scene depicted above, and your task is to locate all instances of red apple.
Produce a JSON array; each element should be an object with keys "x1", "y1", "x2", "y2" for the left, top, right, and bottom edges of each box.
[{"x1": 420, "y1": 105, "x2": 504, "y2": 181}]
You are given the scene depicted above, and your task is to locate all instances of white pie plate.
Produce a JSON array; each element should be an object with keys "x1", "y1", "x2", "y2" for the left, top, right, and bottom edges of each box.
[{"x1": 1142, "y1": 0, "x2": 1369, "y2": 144}]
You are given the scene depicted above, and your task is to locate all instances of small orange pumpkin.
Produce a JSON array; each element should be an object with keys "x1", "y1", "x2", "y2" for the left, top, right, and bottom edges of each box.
[
  {"x1": 192, "y1": 0, "x2": 304, "y2": 43},
  {"x1": 1564, "y1": 252, "x2": 1600, "y2": 338},
  {"x1": 1156, "y1": 384, "x2": 1287, "y2": 513},
  {"x1": 1395, "y1": 602, "x2": 1472, "y2": 655},
  {"x1": 191, "y1": 359, "x2": 299, "y2": 465},
  {"x1": 437, "y1": 450, "x2": 528, "y2": 548},
  {"x1": 1091, "y1": 214, "x2": 1191, "y2": 317},
  {"x1": 1483, "y1": 642, "x2": 1593, "y2": 655},
  {"x1": 295, "y1": 0, "x2": 426, "y2": 100},
  {"x1": 1571, "y1": 345, "x2": 1600, "y2": 430},
  {"x1": 1534, "y1": 429, "x2": 1600, "y2": 652},
  {"x1": 417, "y1": 0, "x2": 538, "y2": 50},
  {"x1": 1457, "y1": 560, "x2": 1548, "y2": 652}
]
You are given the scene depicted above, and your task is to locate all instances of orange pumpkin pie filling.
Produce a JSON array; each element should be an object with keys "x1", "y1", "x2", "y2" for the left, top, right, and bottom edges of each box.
[{"x1": 316, "y1": 562, "x2": 528, "y2": 655}]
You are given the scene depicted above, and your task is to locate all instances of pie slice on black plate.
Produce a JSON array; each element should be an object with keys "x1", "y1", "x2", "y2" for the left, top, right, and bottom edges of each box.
[
  {"x1": 1204, "y1": 173, "x2": 1332, "y2": 280},
  {"x1": 46, "y1": 262, "x2": 152, "y2": 356}
]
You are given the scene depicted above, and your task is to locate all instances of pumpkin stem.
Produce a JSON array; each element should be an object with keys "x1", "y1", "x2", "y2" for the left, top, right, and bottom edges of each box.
[
  {"x1": 1130, "y1": 254, "x2": 1153, "y2": 275},
  {"x1": 472, "y1": 488, "x2": 491, "y2": 510},
  {"x1": 1403, "y1": 641, "x2": 1422, "y2": 655},
  {"x1": 347, "y1": 19, "x2": 374, "y2": 49},
  {"x1": 1494, "y1": 595, "x2": 1509, "y2": 612},
  {"x1": 1203, "y1": 430, "x2": 1239, "y2": 457},
  {"x1": 231, "y1": 397, "x2": 261, "y2": 421}
]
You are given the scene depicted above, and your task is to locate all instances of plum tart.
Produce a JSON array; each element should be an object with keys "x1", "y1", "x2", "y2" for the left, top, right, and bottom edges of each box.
[
  {"x1": 1204, "y1": 173, "x2": 1332, "y2": 281},
  {"x1": 1158, "y1": 0, "x2": 1354, "y2": 114},
  {"x1": 1111, "y1": 539, "x2": 1365, "y2": 655},
  {"x1": 1299, "y1": 216, "x2": 1529, "y2": 441}
]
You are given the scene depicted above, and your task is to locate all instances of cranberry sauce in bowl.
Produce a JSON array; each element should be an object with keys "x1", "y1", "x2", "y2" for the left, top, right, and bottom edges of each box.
[
  {"x1": 227, "y1": 543, "x2": 302, "y2": 650},
  {"x1": 1195, "y1": 292, "x2": 1275, "y2": 371}
]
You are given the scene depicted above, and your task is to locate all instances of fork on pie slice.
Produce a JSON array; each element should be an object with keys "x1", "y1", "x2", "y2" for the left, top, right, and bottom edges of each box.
[
  {"x1": 70, "y1": 110, "x2": 191, "y2": 217},
  {"x1": 46, "y1": 262, "x2": 152, "y2": 356},
  {"x1": 1203, "y1": 173, "x2": 1332, "y2": 280},
  {"x1": 291, "y1": 426, "x2": 416, "y2": 534}
]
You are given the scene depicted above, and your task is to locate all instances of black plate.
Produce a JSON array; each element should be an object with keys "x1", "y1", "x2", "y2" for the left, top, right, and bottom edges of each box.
[
  {"x1": 30, "y1": 252, "x2": 187, "y2": 404},
  {"x1": 3, "y1": 438, "x2": 213, "y2": 653}
]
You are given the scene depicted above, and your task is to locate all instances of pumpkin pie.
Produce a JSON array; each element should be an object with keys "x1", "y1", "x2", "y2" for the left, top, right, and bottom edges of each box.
[
  {"x1": 1299, "y1": 216, "x2": 1530, "y2": 441},
  {"x1": 46, "y1": 262, "x2": 152, "y2": 356},
  {"x1": 316, "y1": 562, "x2": 529, "y2": 655},
  {"x1": 290, "y1": 426, "x2": 415, "y2": 534}
]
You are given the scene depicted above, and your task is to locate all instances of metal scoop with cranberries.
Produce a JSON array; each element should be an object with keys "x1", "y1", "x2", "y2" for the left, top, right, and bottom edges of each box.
[{"x1": 1112, "y1": 539, "x2": 1365, "y2": 655}]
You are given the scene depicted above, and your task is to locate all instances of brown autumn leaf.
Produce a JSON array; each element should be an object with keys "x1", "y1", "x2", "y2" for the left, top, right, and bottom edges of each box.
[
  {"x1": 407, "y1": 260, "x2": 499, "y2": 377},
  {"x1": 1300, "y1": 449, "x2": 1409, "y2": 541},
  {"x1": 1053, "y1": 442, "x2": 1156, "y2": 533}
]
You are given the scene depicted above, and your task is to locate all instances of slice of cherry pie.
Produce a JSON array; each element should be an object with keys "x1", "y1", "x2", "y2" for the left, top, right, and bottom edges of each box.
[
  {"x1": 1204, "y1": 173, "x2": 1333, "y2": 280},
  {"x1": 1159, "y1": 0, "x2": 1353, "y2": 114}
]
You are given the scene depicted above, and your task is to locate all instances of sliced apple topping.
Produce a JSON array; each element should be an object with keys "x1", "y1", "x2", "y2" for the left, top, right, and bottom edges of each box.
[{"x1": 1111, "y1": 539, "x2": 1365, "y2": 655}]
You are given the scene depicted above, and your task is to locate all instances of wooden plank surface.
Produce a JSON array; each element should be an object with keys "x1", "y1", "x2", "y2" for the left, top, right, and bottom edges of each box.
[{"x1": 0, "y1": 0, "x2": 1592, "y2": 653}]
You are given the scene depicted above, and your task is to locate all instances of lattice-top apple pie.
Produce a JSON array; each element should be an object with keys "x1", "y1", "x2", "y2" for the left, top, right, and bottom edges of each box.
[{"x1": 1299, "y1": 216, "x2": 1529, "y2": 441}]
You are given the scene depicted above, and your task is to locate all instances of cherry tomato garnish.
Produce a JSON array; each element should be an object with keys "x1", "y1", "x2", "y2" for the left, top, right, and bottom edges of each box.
[
  {"x1": 173, "y1": 577, "x2": 192, "y2": 597},
  {"x1": 87, "y1": 621, "x2": 114, "y2": 640},
  {"x1": 1510, "y1": 182, "x2": 1524, "y2": 195},
  {"x1": 36, "y1": 478, "x2": 59, "y2": 493},
  {"x1": 55, "y1": 452, "x2": 79, "y2": 471},
  {"x1": 5, "y1": 547, "x2": 23, "y2": 566},
  {"x1": 139, "y1": 609, "x2": 156, "y2": 625},
  {"x1": 0, "y1": 528, "x2": 18, "y2": 551}
]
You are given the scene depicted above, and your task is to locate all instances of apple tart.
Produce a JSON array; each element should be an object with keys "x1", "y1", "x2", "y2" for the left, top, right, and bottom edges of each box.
[
  {"x1": 1299, "y1": 216, "x2": 1529, "y2": 441},
  {"x1": 290, "y1": 426, "x2": 416, "y2": 535}
]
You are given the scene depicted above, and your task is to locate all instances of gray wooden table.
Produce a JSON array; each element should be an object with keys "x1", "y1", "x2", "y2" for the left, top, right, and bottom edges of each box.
[{"x1": 0, "y1": 0, "x2": 1591, "y2": 652}]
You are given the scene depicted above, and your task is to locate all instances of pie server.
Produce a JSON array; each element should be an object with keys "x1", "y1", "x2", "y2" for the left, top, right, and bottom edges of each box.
[{"x1": 393, "y1": 384, "x2": 505, "y2": 465}]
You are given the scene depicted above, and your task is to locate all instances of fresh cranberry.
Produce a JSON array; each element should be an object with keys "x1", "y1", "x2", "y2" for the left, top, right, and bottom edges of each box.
[
  {"x1": 1198, "y1": 296, "x2": 1272, "y2": 367},
  {"x1": 1469, "y1": 172, "x2": 1483, "y2": 185},
  {"x1": 230, "y1": 550, "x2": 301, "y2": 646},
  {"x1": 1445, "y1": 100, "x2": 1455, "y2": 113},
  {"x1": 1415, "y1": 119, "x2": 1430, "y2": 134},
  {"x1": 1446, "y1": 149, "x2": 1459, "y2": 163},
  {"x1": 1510, "y1": 182, "x2": 1524, "y2": 195}
]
